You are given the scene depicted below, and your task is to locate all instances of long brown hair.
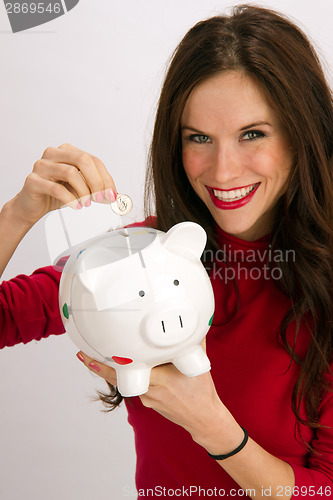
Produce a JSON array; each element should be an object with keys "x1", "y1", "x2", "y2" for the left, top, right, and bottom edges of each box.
[{"x1": 102, "y1": 4, "x2": 333, "y2": 445}]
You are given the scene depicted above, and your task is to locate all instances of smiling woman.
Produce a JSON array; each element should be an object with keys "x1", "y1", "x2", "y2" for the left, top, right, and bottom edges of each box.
[
  {"x1": 1, "y1": 4, "x2": 333, "y2": 500},
  {"x1": 138, "y1": 4, "x2": 333, "y2": 497},
  {"x1": 180, "y1": 71, "x2": 293, "y2": 240}
]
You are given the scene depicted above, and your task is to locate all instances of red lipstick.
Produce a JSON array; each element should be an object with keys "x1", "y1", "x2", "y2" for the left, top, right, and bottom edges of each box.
[{"x1": 207, "y1": 183, "x2": 260, "y2": 210}]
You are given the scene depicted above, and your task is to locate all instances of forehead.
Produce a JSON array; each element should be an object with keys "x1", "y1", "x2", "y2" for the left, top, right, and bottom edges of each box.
[{"x1": 181, "y1": 70, "x2": 275, "y2": 126}]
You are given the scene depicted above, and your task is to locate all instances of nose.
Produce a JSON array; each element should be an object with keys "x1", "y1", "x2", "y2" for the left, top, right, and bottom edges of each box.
[
  {"x1": 211, "y1": 142, "x2": 244, "y2": 185},
  {"x1": 141, "y1": 304, "x2": 198, "y2": 347}
]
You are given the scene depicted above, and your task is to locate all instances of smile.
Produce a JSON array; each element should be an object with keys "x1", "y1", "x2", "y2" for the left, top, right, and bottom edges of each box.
[
  {"x1": 206, "y1": 182, "x2": 261, "y2": 210},
  {"x1": 213, "y1": 183, "x2": 259, "y2": 201}
]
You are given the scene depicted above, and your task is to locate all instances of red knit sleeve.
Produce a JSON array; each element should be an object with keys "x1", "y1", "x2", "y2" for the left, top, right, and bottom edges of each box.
[
  {"x1": 0, "y1": 266, "x2": 66, "y2": 348},
  {"x1": 290, "y1": 379, "x2": 333, "y2": 499}
]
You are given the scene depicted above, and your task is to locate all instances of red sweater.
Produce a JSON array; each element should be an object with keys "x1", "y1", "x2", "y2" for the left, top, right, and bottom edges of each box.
[{"x1": 1, "y1": 227, "x2": 333, "y2": 499}]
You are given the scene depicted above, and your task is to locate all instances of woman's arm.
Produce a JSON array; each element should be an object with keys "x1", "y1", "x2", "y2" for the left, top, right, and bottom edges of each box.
[
  {"x1": 0, "y1": 197, "x2": 35, "y2": 277},
  {"x1": 192, "y1": 412, "x2": 296, "y2": 500},
  {"x1": 0, "y1": 266, "x2": 66, "y2": 348},
  {"x1": 0, "y1": 143, "x2": 118, "y2": 347},
  {"x1": 0, "y1": 143, "x2": 117, "y2": 279}
]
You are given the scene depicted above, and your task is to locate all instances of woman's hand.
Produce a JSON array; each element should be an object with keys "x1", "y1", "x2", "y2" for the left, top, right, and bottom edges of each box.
[
  {"x1": 75, "y1": 343, "x2": 242, "y2": 454},
  {"x1": 12, "y1": 143, "x2": 117, "y2": 227},
  {"x1": 1, "y1": 143, "x2": 116, "y2": 277}
]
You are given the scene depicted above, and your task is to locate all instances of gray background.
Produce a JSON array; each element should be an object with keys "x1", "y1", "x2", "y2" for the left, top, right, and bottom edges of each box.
[{"x1": 0, "y1": 0, "x2": 332, "y2": 499}]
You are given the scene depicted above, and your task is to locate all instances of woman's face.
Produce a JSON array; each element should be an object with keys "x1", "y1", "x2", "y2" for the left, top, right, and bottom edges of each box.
[{"x1": 181, "y1": 71, "x2": 293, "y2": 241}]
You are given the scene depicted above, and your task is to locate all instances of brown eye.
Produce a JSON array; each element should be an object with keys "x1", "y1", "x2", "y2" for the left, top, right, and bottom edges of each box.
[
  {"x1": 173, "y1": 280, "x2": 179, "y2": 286},
  {"x1": 191, "y1": 134, "x2": 210, "y2": 143},
  {"x1": 242, "y1": 130, "x2": 265, "y2": 141}
]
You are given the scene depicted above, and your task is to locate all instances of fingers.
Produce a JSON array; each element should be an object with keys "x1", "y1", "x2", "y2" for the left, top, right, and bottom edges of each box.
[
  {"x1": 76, "y1": 351, "x2": 118, "y2": 386},
  {"x1": 55, "y1": 144, "x2": 117, "y2": 203},
  {"x1": 31, "y1": 161, "x2": 92, "y2": 207},
  {"x1": 32, "y1": 144, "x2": 117, "y2": 210},
  {"x1": 23, "y1": 172, "x2": 82, "y2": 210},
  {"x1": 59, "y1": 144, "x2": 117, "y2": 197},
  {"x1": 43, "y1": 149, "x2": 102, "y2": 200},
  {"x1": 145, "y1": 363, "x2": 177, "y2": 388}
]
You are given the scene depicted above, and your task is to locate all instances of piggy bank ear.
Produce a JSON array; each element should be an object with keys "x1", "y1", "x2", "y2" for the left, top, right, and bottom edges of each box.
[{"x1": 162, "y1": 222, "x2": 207, "y2": 260}]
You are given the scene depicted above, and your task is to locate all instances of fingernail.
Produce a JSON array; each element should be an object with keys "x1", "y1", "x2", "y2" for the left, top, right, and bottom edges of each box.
[
  {"x1": 76, "y1": 201, "x2": 83, "y2": 210},
  {"x1": 107, "y1": 188, "x2": 117, "y2": 203},
  {"x1": 95, "y1": 191, "x2": 104, "y2": 202},
  {"x1": 76, "y1": 353, "x2": 85, "y2": 363},
  {"x1": 89, "y1": 362, "x2": 101, "y2": 372},
  {"x1": 84, "y1": 198, "x2": 91, "y2": 207}
]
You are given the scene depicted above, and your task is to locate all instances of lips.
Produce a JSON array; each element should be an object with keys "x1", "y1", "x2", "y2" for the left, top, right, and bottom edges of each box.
[{"x1": 206, "y1": 182, "x2": 261, "y2": 210}]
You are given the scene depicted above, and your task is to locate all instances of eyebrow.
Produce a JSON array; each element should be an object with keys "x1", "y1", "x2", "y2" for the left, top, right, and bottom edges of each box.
[
  {"x1": 240, "y1": 121, "x2": 272, "y2": 131},
  {"x1": 181, "y1": 121, "x2": 272, "y2": 134},
  {"x1": 181, "y1": 126, "x2": 206, "y2": 135}
]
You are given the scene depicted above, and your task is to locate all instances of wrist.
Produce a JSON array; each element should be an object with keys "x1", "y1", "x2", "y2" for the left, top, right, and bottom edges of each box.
[
  {"x1": 191, "y1": 401, "x2": 245, "y2": 456},
  {"x1": 1, "y1": 196, "x2": 36, "y2": 232},
  {"x1": 0, "y1": 197, "x2": 36, "y2": 277},
  {"x1": 207, "y1": 427, "x2": 249, "y2": 460}
]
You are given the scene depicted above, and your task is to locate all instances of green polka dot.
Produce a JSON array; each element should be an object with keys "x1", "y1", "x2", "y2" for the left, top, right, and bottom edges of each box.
[
  {"x1": 208, "y1": 313, "x2": 214, "y2": 326},
  {"x1": 63, "y1": 303, "x2": 69, "y2": 319}
]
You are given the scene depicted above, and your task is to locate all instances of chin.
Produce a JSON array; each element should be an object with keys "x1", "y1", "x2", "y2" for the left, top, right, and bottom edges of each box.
[
  {"x1": 214, "y1": 217, "x2": 249, "y2": 234},
  {"x1": 216, "y1": 220, "x2": 261, "y2": 241}
]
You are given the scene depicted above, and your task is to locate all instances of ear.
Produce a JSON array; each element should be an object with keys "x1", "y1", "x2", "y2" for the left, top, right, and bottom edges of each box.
[
  {"x1": 162, "y1": 222, "x2": 207, "y2": 260},
  {"x1": 75, "y1": 247, "x2": 113, "y2": 292}
]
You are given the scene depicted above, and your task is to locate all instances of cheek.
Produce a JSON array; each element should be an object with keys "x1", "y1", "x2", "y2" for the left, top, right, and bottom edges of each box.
[
  {"x1": 182, "y1": 149, "x2": 206, "y2": 181},
  {"x1": 272, "y1": 150, "x2": 293, "y2": 189},
  {"x1": 251, "y1": 145, "x2": 292, "y2": 185}
]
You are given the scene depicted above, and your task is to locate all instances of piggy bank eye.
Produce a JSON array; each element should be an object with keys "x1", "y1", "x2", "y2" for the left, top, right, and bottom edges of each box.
[
  {"x1": 173, "y1": 280, "x2": 179, "y2": 286},
  {"x1": 139, "y1": 290, "x2": 145, "y2": 297}
]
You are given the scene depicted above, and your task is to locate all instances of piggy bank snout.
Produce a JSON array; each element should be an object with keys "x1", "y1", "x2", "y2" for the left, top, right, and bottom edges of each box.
[{"x1": 142, "y1": 304, "x2": 198, "y2": 347}]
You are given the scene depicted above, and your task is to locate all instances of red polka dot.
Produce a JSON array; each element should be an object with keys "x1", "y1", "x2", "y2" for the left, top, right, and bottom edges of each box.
[{"x1": 112, "y1": 356, "x2": 133, "y2": 365}]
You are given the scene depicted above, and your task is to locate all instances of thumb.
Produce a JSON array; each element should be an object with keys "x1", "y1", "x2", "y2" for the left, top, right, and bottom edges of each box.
[{"x1": 201, "y1": 337, "x2": 207, "y2": 353}]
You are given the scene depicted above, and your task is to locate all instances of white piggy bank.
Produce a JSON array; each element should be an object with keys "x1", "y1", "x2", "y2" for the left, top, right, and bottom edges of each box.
[{"x1": 59, "y1": 222, "x2": 215, "y2": 397}]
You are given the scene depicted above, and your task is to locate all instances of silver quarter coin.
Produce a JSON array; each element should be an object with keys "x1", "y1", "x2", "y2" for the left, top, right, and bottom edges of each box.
[{"x1": 111, "y1": 193, "x2": 133, "y2": 215}]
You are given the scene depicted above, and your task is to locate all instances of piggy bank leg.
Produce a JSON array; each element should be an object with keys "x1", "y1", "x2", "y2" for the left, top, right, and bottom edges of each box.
[
  {"x1": 116, "y1": 366, "x2": 152, "y2": 397},
  {"x1": 172, "y1": 346, "x2": 211, "y2": 377}
]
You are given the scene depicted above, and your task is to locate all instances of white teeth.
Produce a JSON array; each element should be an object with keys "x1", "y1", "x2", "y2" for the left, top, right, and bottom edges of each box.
[{"x1": 213, "y1": 183, "x2": 257, "y2": 202}]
